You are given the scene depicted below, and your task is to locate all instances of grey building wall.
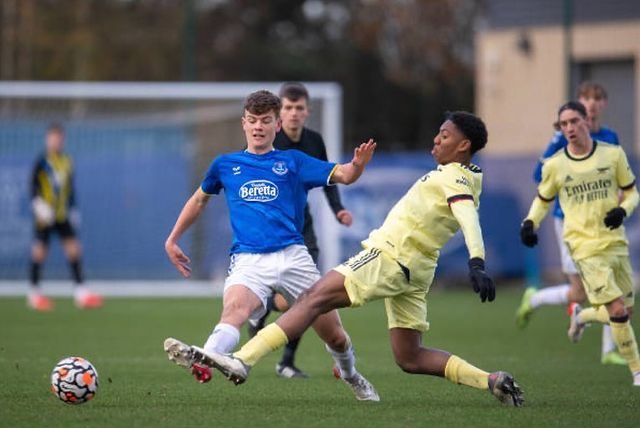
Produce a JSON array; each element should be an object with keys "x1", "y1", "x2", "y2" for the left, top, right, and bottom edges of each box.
[{"x1": 485, "y1": 0, "x2": 640, "y2": 30}]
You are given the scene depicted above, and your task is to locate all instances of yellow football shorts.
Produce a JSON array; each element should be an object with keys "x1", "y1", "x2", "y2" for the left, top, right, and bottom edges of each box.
[
  {"x1": 575, "y1": 253, "x2": 634, "y2": 307},
  {"x1": 333, "y1": 247, "x2": 435, "y2": 332}
]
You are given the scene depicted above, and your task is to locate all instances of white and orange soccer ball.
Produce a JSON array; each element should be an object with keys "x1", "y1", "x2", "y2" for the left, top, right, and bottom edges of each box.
[{"x1": 50, "y1": 357, "x2": 99, "y2": 404}]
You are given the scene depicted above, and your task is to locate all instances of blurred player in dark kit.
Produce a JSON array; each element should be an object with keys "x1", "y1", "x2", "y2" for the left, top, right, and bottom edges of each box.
[{"x1": 29, "y1": 123, "x2": 103, "y2": 311}]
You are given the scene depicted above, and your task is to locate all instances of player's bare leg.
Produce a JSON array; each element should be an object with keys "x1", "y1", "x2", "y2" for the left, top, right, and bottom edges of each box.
[
  {"x1": 31, "y1": 241, "x2": 47, "y2": 265},
  {"x1": 277, "y1": 271, "x2": 352, "y2": 338},
  {"x1": 573, "y1": 297, "x2": 640, "y2": 384},
  {"x1": 569, "y1": 279, "x2": 626, "y2": 366},
  {"x1": 389, "y1": 328, "x2": 450, "y2": 376},
  {"x1": 389, "y1": 327, "x2": 523, "y2": 406},
  {"x1": 311, "y1": 308, "x2": 379, "y2": 401},
  {"x1": 254, "y1": 273, "x2": 379, "y2": 400},
  {"x1": 201, "y1": 272, "x2": 379, "y2": 400},
  {"x1": 62, "y1": 238, "x2": 103, "y2": 309},
  {"x1": 515, "y1": 273, "x2": 580, "y2": 328},
  {"x1": 517, "y1": 272, "x2": 624, "y2": 364},
  {"x1": 565, "y1": 276, "x2": 625, "y2": 364},
  {"x1": 566, "y1": 273, "x2": 585, "y2": 303},
  {"x1": 248, "y1": 293, "x2": 309, "y2": 378},
  {"x1": 270, "y1": 294, "x2": 307, "y2": 378},
  {"x1": 194, "y1": 275, "x2": 348, "y2": 383},
  {"x1": 28, "y1": 241, "x2": 53, "y2": 311},
  {"x1": 164, "y1": 284, "x2": 262, "y2": 383}
]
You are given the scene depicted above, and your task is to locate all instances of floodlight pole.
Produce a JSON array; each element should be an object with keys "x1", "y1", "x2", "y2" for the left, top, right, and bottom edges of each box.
[
  {"x1": 182, "y1": 0, "x2": 197, "y2": 81},
  {"x1": 563, "y1": 0, "x2": 574, "y2": 100}
]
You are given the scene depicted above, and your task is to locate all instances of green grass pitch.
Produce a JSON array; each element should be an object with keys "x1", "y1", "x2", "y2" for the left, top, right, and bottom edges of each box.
[{"x1": 1, "y1": 287, "x2": 638, "y2": 428}]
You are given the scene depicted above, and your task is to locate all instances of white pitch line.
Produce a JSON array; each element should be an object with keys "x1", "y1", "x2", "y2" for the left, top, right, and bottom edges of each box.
[{"x1": 0, "y1": 280, "x2": 224, "y2": 297}]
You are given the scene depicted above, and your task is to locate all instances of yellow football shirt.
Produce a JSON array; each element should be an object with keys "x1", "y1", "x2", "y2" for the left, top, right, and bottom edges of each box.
[
  {"x1": 530, "y1": 141, "x2": 637, "y2": 260},
  {"x1": 362, "y1": 162, "x2": 485, "y2": 285}
]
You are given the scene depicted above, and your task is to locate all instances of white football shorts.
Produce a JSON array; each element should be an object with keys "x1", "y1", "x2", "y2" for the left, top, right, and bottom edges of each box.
[
  {"x1": 224, "y1": 244, "x2": 321, "y2": 321},
  {"x1": 554, "y1": 217, "x2": 578, "y2": 275}
]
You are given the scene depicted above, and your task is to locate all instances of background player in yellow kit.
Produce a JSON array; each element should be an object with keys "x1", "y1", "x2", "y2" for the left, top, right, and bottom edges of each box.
[
  {"x1": 520, "y1": 100, "x2": 640, "y2": 386},
  {"x1": 195, "y1": 111, "x2": 524, "y2": 406},
  {"x1": 516, "y1": 82, "x2": 625, "y2": 366}
]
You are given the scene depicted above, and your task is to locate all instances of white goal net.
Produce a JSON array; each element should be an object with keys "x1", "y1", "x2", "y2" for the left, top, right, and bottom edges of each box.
[{"x1": 0, "y1": 81, "x2": 343, "y2": 283}]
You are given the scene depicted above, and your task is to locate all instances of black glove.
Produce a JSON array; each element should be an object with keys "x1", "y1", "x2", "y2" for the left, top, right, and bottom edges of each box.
[
  {"x1": 468, "y1": 257, "x2": 495, "y2": 303},
  {"x1": 520, "y1": 219, "x2": 538, "y2": 247},
  {"x1": 604, "y1": 207, "x2": 626, "y2": 230}
]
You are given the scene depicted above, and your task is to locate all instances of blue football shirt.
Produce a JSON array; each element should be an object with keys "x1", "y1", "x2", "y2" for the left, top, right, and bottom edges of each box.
[
  {"x1": 201, "y1": 149, "x2": 336, "y2": 254},
  {"x1": 532, "y1": 126, "x2": 619, "y2": 218}
]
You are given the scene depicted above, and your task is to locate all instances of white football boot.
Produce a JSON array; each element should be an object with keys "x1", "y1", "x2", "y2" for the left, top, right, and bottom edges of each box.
[
  {"x1": 164, "y1": 337, "x2": 196, "y2": 368},
  {"x1": 567, "y1": 303, "x2": 586, "y2": 343},
  {"x1": 198, "y1": 350, "x2": 251, "y2": 385},
  {"x1": 342, "y1": 372, "x2": 380, "y2": 401},
  {"x1": 163, "y1": 338, "x2": 213, "y2": 383},
  {"x1": 488, "y1": 371, "x2": 524, "y2": 407},
  {"x1": 165, "y1": 337, "x2": 247, "y2": 383}
]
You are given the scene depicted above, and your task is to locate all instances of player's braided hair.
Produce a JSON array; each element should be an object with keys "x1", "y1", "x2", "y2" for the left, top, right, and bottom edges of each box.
[
  {"x1": 445, "y1": 111, "x2": 488, "y2": 154},
  {"x1": 244, "y1": 90, "x2": 282, "y2": 117}
]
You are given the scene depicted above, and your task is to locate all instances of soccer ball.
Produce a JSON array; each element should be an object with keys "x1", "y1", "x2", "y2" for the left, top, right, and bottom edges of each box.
[{"x1": 50, "y1": 357, "x2": 99, "y2": 404}]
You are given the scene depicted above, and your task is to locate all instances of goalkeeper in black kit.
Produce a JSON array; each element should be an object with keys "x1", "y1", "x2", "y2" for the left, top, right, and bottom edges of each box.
[{"x1": 28, "y1": 123, "x2": 103, "y2": 311}]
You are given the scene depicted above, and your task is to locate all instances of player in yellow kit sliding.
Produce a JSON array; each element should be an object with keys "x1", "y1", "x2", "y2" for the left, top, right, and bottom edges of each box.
[
  {"x1": 520, "y1": 101, "x2": 640, "y2": 386},
  {"x1": 184, "y1": 111, "x2": 524, "y2": 406}
]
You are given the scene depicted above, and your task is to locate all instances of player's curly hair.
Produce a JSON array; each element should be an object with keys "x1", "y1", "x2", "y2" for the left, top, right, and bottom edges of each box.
[
  {"x1": 243, "y1": 90, "x2": 282, "y2": 117},
  {"x1": 445, "y1": 111, "x2": 488, "y2": 154},
  {"x1": 558, "y1": 100, "x2": 587, "y2": 119}
]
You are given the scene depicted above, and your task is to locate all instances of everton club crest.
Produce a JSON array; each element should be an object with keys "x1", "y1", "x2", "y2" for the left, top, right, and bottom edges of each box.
[{"x1": 272, "y1": 161, "x2": 288, "y2": 176}]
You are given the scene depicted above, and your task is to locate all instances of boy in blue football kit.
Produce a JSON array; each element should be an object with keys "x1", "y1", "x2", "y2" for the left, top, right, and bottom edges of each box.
[
  {"x1": 248, "y1": 82, "x2": 355, "y2": 379},
  {"x1": 194, "y1": 111, "x2": 524, "y2": 407},
  {"x1": 516, "y1": 82, "x2": 626, "y2": 366},
  {"x1": 163, "y1": 90, "x2": 379, "y2": 400}
]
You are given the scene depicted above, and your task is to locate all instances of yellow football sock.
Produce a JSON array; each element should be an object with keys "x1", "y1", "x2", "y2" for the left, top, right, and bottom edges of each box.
[
  {"x1": 234, "y1": 323, "x2": 289, "y2": 367},
  {"x1": 578, "y1": 306, "x2": 609, "y2": 324},
  {"x1": 609, "y1": 320, "x2": 640, "y2": 373},
  {"x1": 444, "y1": 355, "x2": 489, "y2": 390}
]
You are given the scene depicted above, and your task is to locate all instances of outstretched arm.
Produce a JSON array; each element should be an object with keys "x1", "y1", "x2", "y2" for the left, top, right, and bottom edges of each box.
[
  {"x1": 165, "y1": 188, "x2": 211, "y2": 278},
  {"x1": 322, "y1": 184, "x2": 353, "y2": 225},
  {"x1": 519, "y1": 194, "x2": 553, "y2": 247},
  {"x1": 522, "y1": 159, "x2": 557, "y2": 244},
  {"x1": 450, "y1": 199, "x2": 485, "y2": 260},
  {"x1": 329, "y1": 139, "x2": 376, "y2": 185},
  {"x1": 604, "y1": 148, "x2": 639, "y2": 229},
  {"x1": 524, "y1": 195, "x2": 553, "y2": 229},
  {"x1": 620, "y1": 183, "x2": 639, "y2": 217},
  {"x1": 450, "y1": 199, "x2": 494, "y2": 302},
  {"x1": 605, "y1": 184, "x2": 639, "y2": 229}
]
